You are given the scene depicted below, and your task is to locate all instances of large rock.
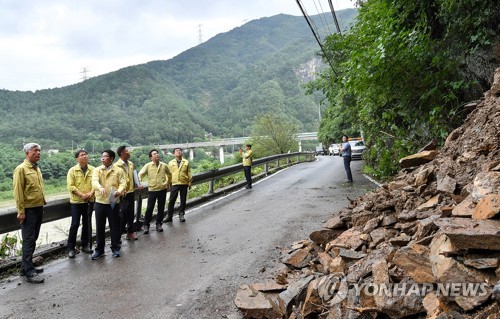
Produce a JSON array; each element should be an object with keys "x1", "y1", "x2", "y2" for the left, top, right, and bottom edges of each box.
[
  {"x1": 326, "y1": 227, "x2": 364, "y2": 252},
  {"x1": 346, "y1": 244, "x2": 396, "y2": 283},
  {"x1": 392, "y1": 244, "x2": 435, "y2": 283},
  {"x1": 472, "y1": 193, "x2": 500, "y2": 219},
  {"x1": 471, "y1": 171, "x2": 500, "y2": 201},
  {"x1": 234, "y1": 284, "x2": 282, "y2": 318},
  {"x1": 433, "y1": 218, "x2": 500, "y2": 250},
  {"x1": 415, "y1": 166, "x2": 435, "y2": 186},
  {"x1": 422, "y1": 292, "x2": 446, "y2": 319},
  {"x1": 284, "y1": 246, "x2": 313, "y2": 269},
  {"x1": 371, "y1": 261, "x2": 425, "y2": 319},
  {"x1": 429, "y1": 234, "x2": 493, "y2": 310},
  {"x1": 451, "y1": 195, "x2": 474, "y2": 217},
  {"x1": 278, "y1": 275, "x2": 314, "y2": 316},
  {"x1": 399, "y1": 151, "x2": 438, "y2": 168},
  {"x1": 310, "y1": 229, "x2": 344, "y2": 245},
  {"x1": 437, "y1": 175, "x2": 457, "y2": 194},
  {"x1": 323, "y1": 215, "x2": 346, "y2": 230},
  {"x1": 417, "y1": 195, "x2": 440, "y2": 211}
]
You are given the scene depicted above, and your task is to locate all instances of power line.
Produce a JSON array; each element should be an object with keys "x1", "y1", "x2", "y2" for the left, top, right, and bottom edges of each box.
[
  {"x1": 312, "y1": 0, "x2": 333, "y2": 37},
  {"x1": 295, "y1": 0, "x2": 338, "y2": 77},
  {"x1": 328, "y1": 0, "x2": 342, "y2": 35}
]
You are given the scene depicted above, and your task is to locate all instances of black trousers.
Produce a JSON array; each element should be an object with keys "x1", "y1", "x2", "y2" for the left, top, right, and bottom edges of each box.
[
  {"x1": 21, "y1": 206, "x2": 43, "y2": 276},
  {"x1": 343, "y1": 156, "x2": 353, "y2": 182},
  {"x1": 243, "y1": 166, "x2": 252, "y2": 187},
  {"x1": 94, "y1": 203, "x2": 121, "y2": 253},
  {"x1": 120, "y1": 192, "x2": 135, "y2": 233},
  {"x1": 144, "y1": 189, "x2": 167, "y2": 225},
  {"x1": 167, "y1": 185, "x2": 188, "y2": 217},
  {"x1": 67, "y1": 202, "x2": 92, "y2": 250}
]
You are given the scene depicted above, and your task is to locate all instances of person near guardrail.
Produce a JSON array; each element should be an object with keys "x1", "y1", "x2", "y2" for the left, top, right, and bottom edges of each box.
[
  {"x1": 239, "y1": 144, "x2": 253, "y2": 189},
  {"x1": 341, "y1": 135, "x2": 353, "y2": 183},
  {"x1": 13, "y1": 142, "x2": 46, "y2": 284},
  {"x1": 166, "y1": 148, "x2": 192, "y2": 223},
  {"x1": 66, "y1": 149, "x2": 95, "y2": 259},
  {"x1": 91, "y1": 150, "x2": 126, "y2": 259},
  {"x1": 139, "y1": 149, "x2": 172, "y2": 233},
  {"x1": 115, "y1": 146, "x2": 139, "y2": 241}
]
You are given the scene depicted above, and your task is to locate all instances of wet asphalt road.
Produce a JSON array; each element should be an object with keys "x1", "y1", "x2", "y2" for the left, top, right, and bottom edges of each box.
[{"x1": 0, "y1": 156, "x2": 377, "y2": 319}]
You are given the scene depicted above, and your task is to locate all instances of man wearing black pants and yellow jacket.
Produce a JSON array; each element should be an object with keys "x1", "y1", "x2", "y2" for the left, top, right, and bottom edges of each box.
[{"x1": 166, "y1": 148, "x2": 192, "y2": 223}]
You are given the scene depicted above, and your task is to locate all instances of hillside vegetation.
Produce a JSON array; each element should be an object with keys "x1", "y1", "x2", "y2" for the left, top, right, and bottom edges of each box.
[
  {"x1": 313, "y1": 0, "x2": 499, "y2": 178},
  {"x1": 0, "y1": 10, "x2": 357, "y2": 151}
]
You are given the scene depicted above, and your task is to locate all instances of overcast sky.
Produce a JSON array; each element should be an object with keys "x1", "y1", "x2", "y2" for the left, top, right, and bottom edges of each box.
[{"x1": 0, "y1": 0, "x2": 355, "y2": 92}]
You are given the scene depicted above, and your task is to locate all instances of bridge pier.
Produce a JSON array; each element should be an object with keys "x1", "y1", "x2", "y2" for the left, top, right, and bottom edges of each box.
[
  {"x1": 219, "y1": 146, "x2": 225, "y2": 164},
  {"x1": 298, "y1": 140, "x2": 302, "y2": 152},
  {"x1": 189, "y1": 148, "x2": 194, "y2": 161}
]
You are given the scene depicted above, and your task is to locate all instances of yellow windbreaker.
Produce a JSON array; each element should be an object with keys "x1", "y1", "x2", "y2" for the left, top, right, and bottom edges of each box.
[
  {"x1": 92, "y1": 165, "x2": 126, "y2": 204},
  {"x1": 67, "y1": 164, "x2": 95, "y2": 204},
  {"x1": 13, "y1": 159, "x2": 46, "y2": 214},
  {"x1": 167, "y1": 158, "x2": 192, "y2": 186},
  {"x1": 114, "y1": 159, "x2": 135, "y2": 193},
  {"x1": 138, "y1": 161, "x2": 172, "y2": 191},
  {"x1": 242, "y1": 150, "x2": 253, "y2": 166}
]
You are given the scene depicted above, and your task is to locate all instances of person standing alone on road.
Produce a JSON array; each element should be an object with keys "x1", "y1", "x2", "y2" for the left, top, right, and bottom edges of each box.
[
  {"x1": 139, "y1": 149, "x2": 172, "y2": 233},
  {"x1": 13, "y1": 143, "x2": 46, "y2": 283},
  {"x1": 91, "y1": 150, "x2": 126, "y2": 259},
  {"x1": 240, "y1": 144, "x2": 253, "y2": 189},
  {"x1": 166, "y1": 148, "x2": 192, "y2": 223},
  {"x1": 114, "y1": 145, "x2": 139, "y2": 241},
  {"x1": 341, "y1": 135, "x2": 353, "y2": 183},
  {"x1": 66, "y1": 149, "x2": 94, "y2": 258}
]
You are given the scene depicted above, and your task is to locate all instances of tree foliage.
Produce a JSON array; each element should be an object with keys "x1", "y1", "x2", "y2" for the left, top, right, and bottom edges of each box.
[
  {"x1": 312, "y1": 0, "x2": 499, "y2": 179},
  {"x1": 250, "y1": 113, "x2": 299, "y2": 156}
]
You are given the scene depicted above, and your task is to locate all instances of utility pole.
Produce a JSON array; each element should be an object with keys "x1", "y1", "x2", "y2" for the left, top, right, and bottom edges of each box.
[
  {"x1": 198, "y1": 24, "x2": 203, "y2": 44},
  {"x1": 81, "y1": 67, "x2": 90, "y2": 81}
]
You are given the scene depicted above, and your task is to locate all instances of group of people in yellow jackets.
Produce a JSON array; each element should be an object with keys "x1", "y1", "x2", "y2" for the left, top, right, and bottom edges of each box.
[{"x1": 13, "y1": 143, "x2": 192, "y2": 283}]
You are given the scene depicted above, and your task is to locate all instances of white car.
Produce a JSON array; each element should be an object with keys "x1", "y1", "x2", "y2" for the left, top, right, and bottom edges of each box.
[
  {"x1": 349, "y1": 140, "x2": 366, "y2": 159},
  {"x1": 328, "y1": 144, "x2": 340, "y2": 156}
]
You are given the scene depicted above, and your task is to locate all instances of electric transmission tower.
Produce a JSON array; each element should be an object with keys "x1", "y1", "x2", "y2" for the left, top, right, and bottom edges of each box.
[
  {"x1": 81, "y1": 67, "x2": 90, "y2": 81},
  {"x1": 198, "y1": 24, "x2": 203, "y2": 44}
]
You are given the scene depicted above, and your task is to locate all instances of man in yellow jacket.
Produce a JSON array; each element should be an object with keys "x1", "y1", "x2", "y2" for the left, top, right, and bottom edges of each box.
[
  {"x1": 91, "y1": 149, "x2": 126, "y2": 259},
  {"x1": 138, "y1": 149, "x2": 172, "y2": 233},
  {"x1": 166, "y1": 148, "x2": 192, "y2": 222},
  {"x1": 114, "y1": 145, "x2": 138, "y2": 240},
  {"x1": 13, "y1": 143, "x2": 46, "y2": 283},
  {"x1": 66, "y1": 149, "x2": 94, "y2": 258},
  {"x1": 240, "y1": 144, "x2": 253, "y2": 189}
]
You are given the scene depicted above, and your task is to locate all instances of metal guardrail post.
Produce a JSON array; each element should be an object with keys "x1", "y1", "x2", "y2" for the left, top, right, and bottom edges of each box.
[
  {"x1": 208, "y1": 179, "x2": 214, "y2": 194},
  {"x1": 264, "y1": 163, "x2": 268, "y2": 175}
]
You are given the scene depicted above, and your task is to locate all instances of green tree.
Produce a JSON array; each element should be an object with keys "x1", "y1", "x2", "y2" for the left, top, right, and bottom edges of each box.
[{"x1": 251, "y1": 113, "x2": 298, "y2": 156}]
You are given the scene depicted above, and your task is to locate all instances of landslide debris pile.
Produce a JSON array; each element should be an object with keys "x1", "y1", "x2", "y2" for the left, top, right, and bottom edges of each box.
[{"x1": 235, "y1": 69, "x2": 500, "y2": 319}]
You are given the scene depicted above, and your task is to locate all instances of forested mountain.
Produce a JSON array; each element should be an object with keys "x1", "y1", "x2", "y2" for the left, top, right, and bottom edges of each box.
[{"x1": 0, "y1": 10, "x2": 357, "y2": 150}]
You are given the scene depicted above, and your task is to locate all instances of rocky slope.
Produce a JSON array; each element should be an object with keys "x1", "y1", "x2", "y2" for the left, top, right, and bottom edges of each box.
[{"x1": 235, "y1": 68, "x2": 500, "y2": 319}]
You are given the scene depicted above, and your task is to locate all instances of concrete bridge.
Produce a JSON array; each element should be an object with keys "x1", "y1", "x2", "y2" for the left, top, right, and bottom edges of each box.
[{"x1": 129, "y1": 132, "x2": 318, "y2": 164}]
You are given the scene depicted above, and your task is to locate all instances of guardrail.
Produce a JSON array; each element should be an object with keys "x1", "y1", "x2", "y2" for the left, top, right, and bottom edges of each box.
[{"x1": 0, "y1": 152, "x2": 314, "y2": 235}]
